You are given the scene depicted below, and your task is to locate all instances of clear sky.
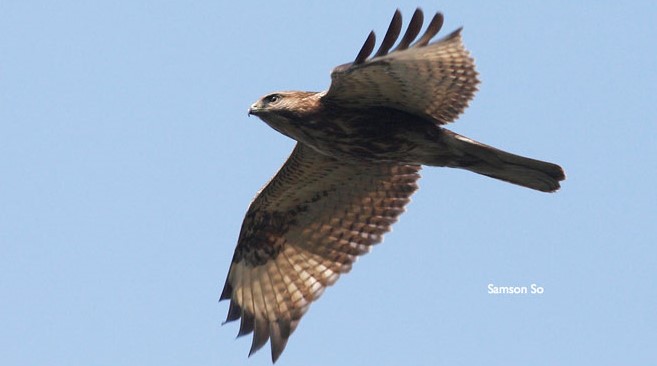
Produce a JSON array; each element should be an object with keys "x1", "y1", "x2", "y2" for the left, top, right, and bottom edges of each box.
[{"x1": 2, "y1": 1, "x2": 656, "y2": 365}]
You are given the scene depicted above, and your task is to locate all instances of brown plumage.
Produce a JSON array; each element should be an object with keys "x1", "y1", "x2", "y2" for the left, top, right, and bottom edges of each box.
[{"x1": 221, "y1": 8, "x2": 565, "y2": 362}]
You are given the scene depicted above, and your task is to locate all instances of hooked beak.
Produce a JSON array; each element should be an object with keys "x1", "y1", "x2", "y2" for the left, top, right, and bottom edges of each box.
[{"x1": 248, "y1": 102, "x2": 264, "y2": 117}]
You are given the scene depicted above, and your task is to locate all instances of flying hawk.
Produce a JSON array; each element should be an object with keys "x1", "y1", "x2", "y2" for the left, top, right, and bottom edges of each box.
[{"x1": 220, "y1": 8, "x2": 565, "y2": 362}]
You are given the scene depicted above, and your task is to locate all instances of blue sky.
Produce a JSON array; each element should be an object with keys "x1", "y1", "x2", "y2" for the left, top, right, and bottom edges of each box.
[{"x1": 1, "y1": 1, "x2": 656, "y2": 365}]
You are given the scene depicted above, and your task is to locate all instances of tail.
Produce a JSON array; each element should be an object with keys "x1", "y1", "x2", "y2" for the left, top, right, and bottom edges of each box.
[{"x1": 436, "y1": 131, "x2": 565, "y2": 192}]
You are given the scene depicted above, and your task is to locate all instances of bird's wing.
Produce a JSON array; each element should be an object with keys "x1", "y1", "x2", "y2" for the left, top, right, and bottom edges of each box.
[
  {"x1": 220, "y1": 143, "x2": 421, "y2": 362},
  {"x1": 322, "y1": 8, "x2": 479, "y2": 125}
]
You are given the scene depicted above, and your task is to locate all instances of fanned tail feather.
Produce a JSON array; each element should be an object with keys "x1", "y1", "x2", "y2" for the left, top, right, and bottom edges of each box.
[{"x1": 440, "y1": 131, "x2": 565, "y2": 192}]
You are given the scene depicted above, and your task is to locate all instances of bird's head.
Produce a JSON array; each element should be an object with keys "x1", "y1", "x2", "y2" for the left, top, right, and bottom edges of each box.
[{"x1": 248, "y1": 91, "x2": 321, "y2": 140}]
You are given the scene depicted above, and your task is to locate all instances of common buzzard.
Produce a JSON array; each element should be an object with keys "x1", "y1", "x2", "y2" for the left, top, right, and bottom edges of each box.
[{"x1": 220, "y1": 8, "x2": 565, "y2": 362}]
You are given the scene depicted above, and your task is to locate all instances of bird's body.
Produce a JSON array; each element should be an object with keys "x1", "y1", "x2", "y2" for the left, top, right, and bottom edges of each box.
[
  {"x1": 254, "y1": 94, "x2": 429, "y2": 163},
  {"x1": 252, "y1": 92, "x2": 563, "y2": 192},
  {"x1": 221, "y1": 9, "x2": 565, "y2": 362}
]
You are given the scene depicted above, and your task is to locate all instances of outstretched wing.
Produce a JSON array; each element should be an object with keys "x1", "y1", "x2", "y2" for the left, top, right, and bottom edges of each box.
[
  {"x1": 220, "y1": 143, "x2": 421, "y2": 362},
  {"x1": 322, "y1": 8, "x2": 479, "y2": 125}
]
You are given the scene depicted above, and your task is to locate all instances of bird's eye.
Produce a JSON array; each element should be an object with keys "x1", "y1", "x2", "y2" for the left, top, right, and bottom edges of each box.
[{"x1": 265, "y1": 94, "x2": 281, "y2": 104}]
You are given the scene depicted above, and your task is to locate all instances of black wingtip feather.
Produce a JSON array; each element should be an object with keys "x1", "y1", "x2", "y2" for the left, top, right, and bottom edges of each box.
[
  {"x1": 248, "y1": 318, "x2": 270, "y2": 357},
  {"x1": 440, "y1": 27, "x2": 463, "y2": 43},
  {"x1": 223, "y1": 300, "x2": 241, "y2": 324},
  {"x1": 393, "y1": 8, "x2": 424, "y2": 51},
  {"x1": 373, "y1": 9, "x2": 402, "y2": 57},
  {"x1": 269, "y1": 322, "x2": 289, "y2": 363},
  {"x1": 353, "y1": 31, "x2": 375, "y2": 65},
  {"x1": 352, "y1": 9, "x2": 446, "y2": 67},
  {"x1": 237, "y1": 313, "x2": 255, "y2": 338},
  {"x1": 219, "y1": 278, "x2": 232, "y2": 301},
  {"x1": 412, "y1": 12, "x2": 444, "y2": 47}
]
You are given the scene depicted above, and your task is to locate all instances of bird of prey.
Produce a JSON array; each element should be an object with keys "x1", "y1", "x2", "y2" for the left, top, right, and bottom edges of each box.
[{"x1": 220, "y1": 8, "x2": 565, "y2": 362}]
